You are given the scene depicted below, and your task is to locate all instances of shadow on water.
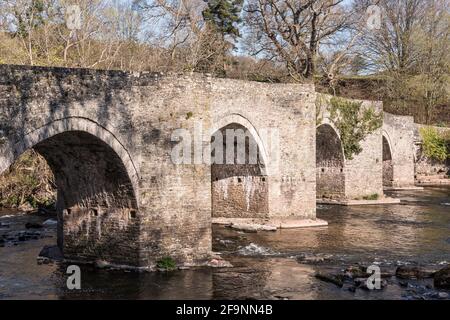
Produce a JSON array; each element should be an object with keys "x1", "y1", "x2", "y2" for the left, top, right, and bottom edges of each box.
[{"x1": 0, "y1": 187, "x2": 449, "y2": 300}]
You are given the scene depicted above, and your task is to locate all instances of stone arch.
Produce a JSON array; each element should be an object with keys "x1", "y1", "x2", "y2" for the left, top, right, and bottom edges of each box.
[
  {"x1": 382, "y1": 131, "x2": 394, "y2": 187},
  {"x1": 316, "y1": 123, "x2": 346, "y2": 199},
  {"x1": 211, "y1": 113, "x2": 269, "y2": 175},
  {"x1": 211, "y1": 114, "x2": 269, "y2": 218},
  {"x1": 1, "y1": 117, "x2": 139, "y2": 190},
  {"x1": 0, "y1": 117, "x2": 141, "y2": 266}
]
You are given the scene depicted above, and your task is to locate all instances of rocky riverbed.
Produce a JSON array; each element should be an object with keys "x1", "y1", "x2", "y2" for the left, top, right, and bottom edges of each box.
[{"x1": 0, "y1": 187, "x2": 449, "y2": 300}]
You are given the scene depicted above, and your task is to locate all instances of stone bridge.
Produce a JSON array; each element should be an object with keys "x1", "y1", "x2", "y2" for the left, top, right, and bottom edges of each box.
[
  {"x1": 0, "y1": 65, "x2": 317, "y2": 269},
  {"x1": 0, "y1": 65, "x2": 423, "y2": 269},
  {"x1": 315, "y1": 94, "x2": 418, "y2": 201}
]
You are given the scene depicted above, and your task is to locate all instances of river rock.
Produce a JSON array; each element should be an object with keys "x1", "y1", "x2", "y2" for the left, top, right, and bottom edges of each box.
[
  {"x1": 297, "y1": 253, "x2": 333, "y2": 264},
  {"x1": 38, "y1": 207, "x2": 56, "y2": 215},
  {"x1": 43, "y1": 219, "x2": 57, "y2": 226},
  {"x1": 433, "y1": 265, "x2": 450, "y2": 289},
  {"x1": 315, "y1": 273, "x2": 344, "y2": 288},
  {"x1": 344, "y1": 265, "x2": 367, "y2": 279},
  {"x1": 38, "y1": 245, "x2": 63, "y2": 261},
  {"x1": 207, "y1": 259, "x2": 233, "y2": 268},
  {"x1": 437, "y1": 292, "x2": 449, "y2": 299},
  {"x1": 95, "y1": 259, "x2": 110, "y2": 269},
  {"x1": 395, "y1": 266, "x2": 432, "y2": 279},
  {"x1": 25, "y1": 222, "x2": 43, "y2": 229}
]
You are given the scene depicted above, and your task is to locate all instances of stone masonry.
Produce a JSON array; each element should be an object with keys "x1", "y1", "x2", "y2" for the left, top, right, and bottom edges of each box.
[
  {"x1": 316, "y1": 94, "x2": 384, "y2": 199},
  {"x1": 381, "y1": 112, "x2": 416, "y2": 188},
  {"x1": 0, "y1": 64, "x2": 316, "y2": 268},
  {"x1": 0, "y1": 64, "x2": 439, "y2": 269}
]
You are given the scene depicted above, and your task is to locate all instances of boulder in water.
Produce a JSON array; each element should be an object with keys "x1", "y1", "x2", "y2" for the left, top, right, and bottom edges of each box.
[
  {"x1": 207, "y1": 258, "x2": 233, "y2": 268},
  {"x1": 25, "y1": 222, "x2": 43, "y2": 229},
  {"x1": 434, "y1": 265, "x2": 450, "y2": 289},
  {"x1": 395, "y1": 266, "x2": 433, "y2": 279},
  {"x1": 344, "y1": 265, "x2": 367, "y2": 279},
  {"x1": 38, "y1": 245, "x2": 63, "y2": 261},
  {"x1": 43, "y1": 219, "x2": 57, "y2": 226},
  {"x1": 95, "y1": 259, "x2": 110, "y2": 269},
  {"x1": 315, "y1": 273, "x2": 344, "y2": 288}
]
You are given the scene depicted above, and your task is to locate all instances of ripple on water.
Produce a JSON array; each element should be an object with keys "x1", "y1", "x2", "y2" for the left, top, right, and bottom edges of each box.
[{"x1": 237, "y1": 243, "x2": 279, "y2": 256}]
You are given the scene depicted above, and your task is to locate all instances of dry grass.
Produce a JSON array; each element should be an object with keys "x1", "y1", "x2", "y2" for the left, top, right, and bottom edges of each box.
[{"x1": 0, "y1": 150, "x2": 55, "y2": 209}]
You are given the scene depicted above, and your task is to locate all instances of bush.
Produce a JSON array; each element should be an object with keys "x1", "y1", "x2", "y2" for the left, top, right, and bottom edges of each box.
[
  {"x1": 156, "y1": 257, "x2": 177, "y2": 271},
  {"x1": 419, "y1": 127, "x2": 449, "y2": 162},
  {"x1": 328, "y1": 97, "x2": 383, "y2": 160},
  {"x1": 363, "y1": 194, "x2": 379, "y2": 201}
]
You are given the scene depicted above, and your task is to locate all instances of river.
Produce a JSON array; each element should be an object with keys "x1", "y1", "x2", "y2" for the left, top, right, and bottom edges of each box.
[{"x1": 0, "y1": 187, "x2": 449, "y2": 300}]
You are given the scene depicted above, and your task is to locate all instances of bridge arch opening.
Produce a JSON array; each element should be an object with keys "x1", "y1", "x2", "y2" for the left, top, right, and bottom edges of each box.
[
  {"x1": 2, "y1": 126, "x2": 140, "y2": 266},
  {"x1": 316, "y1": 123, "x2": 345, "y2": 199},
  {"x1": 382, "y1": 135, "x2": 394, "y2": 187},
  {"x1": 211, "y1": 123, "x2": 269, "y2": 218}
]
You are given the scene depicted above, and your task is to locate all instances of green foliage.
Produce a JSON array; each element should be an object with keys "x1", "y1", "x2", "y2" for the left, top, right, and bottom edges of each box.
[
  {"x1": 328, "y1": 97, "x2": 383, "y2": 160},
  {"x1": 157, "y1": 257, "x2": 177, "y2": 271},
  {"x1": 202, "y1": 0, "x2": 243, "y2": 40},
  {"x1": 419, "y1": 127, "x2": 449, "y2": 162},
  {"x1": 186, "y1": 111, "x2": 193, "y2": 120},
  {"x1": 363, "y1": 193, "x2": 379, "y2": 201}
]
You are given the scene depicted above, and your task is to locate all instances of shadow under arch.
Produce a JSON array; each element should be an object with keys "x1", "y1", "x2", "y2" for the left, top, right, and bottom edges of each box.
[
  {"x1": 1, "y1": 117, "x2": 141, "y2": 266},
  {"x1": 211, "y1": 113, "x2": 269, "y2": 176},
  {"x1": 382, "y1": 130, "x2": 394, "y2": 187},
  {"x1": 316, "y1": 123, "x2": 346, "y2": 199},
  {"x1": 1, "y1": 117, "x2": 139, "y2": 191},
  {"x1": 210, "y1": 115, "x2": 269, "y2": 219}
]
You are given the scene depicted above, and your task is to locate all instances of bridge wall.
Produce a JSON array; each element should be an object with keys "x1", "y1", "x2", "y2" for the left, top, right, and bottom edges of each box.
[
  {"x1": 0, "y1": 65, "x2": 315, "y2": 268},
  {"x1": 382, "y1": 113, "x2": 416, "y2": 188},
  {"x1": 343, "y1": 100, "x2": 383, "y2": 199},
  {"x1": 317, "y1": 94, "x2": 383, "y2": 199},
  {"x1": 210, "y1": 81, "x2": 317, "y2": 219}
]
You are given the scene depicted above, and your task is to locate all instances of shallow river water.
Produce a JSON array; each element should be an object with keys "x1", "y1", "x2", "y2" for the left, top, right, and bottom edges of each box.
[{"x1": 0, "y1": 187, "x2": 449, "y2": 300}]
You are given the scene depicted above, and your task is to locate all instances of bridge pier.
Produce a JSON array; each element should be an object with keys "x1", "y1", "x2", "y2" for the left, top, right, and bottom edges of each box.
[{"x1": 382, "y1": 113, "x2": 417, "y2": 190}]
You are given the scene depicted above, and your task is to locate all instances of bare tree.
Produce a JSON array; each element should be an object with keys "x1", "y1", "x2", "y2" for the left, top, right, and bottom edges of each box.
[
  {"x1": 135, "y1": 0, "x2": 239, "y2": 73},
  {"x1": 353, "y1": 0, "x2": 449, "y2": 123},
  {"x1": 353, "y1": 0, "x2": 426, "y2": 73},
  {"x1": 244, "y1": 0, "x2": 351, "y2": 81}
]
